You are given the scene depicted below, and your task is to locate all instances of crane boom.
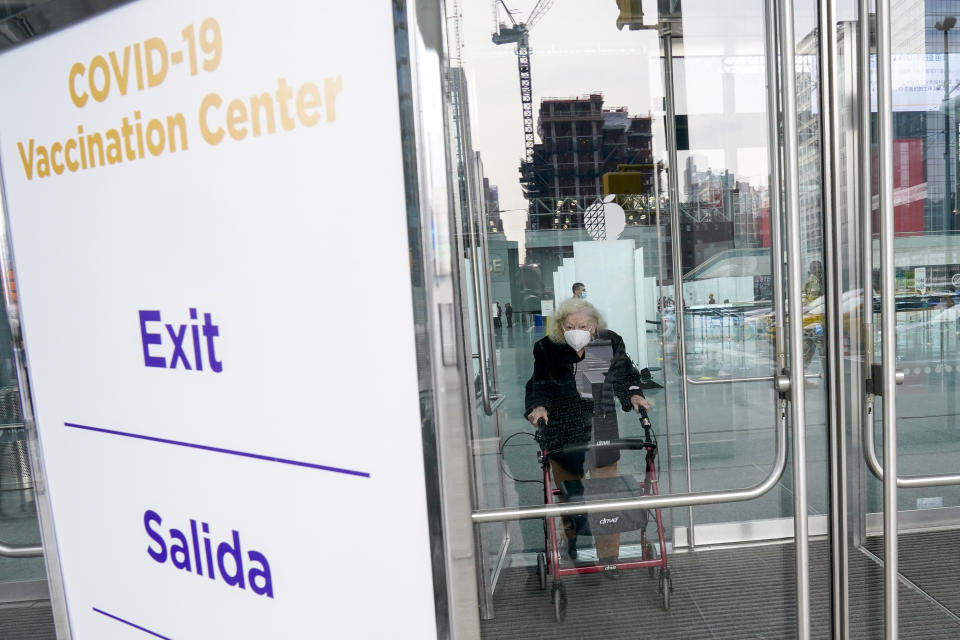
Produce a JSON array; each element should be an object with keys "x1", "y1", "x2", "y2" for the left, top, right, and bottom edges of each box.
[
  {"x1": 517, "y1": 38, "x2": 534, "y2": 162},
  {"x1": 526, "y1": 0, "x2": 556, "y2": 29}
]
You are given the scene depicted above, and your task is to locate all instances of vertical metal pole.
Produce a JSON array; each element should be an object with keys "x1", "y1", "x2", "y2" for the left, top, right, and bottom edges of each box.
[
  {"x1": 876, "y1": 0, "x2": 900, "y2": 636},
  {"x1": 661, "y1": 28, "x2": 697, "y2": 548},
  {"x1": 816, "y1": 0, "x2": 850, "y2": 637},
  {"x1": 777, "y1": 1, "x2": 811, "y2": 637},
  {"x1": 763, "y1": 0, "x2": 792, "y2": 560},
  {"x1": 764, "y1": 0, "x2": 786, "y2": 407},
  {"x1": 857, "y1": 0, "x2": 877, "y2": 558},
  {"x1": 858, "y1": 0, "x2": 875, "y2": 461},
  {"x1": 654, "y1": 165, "x2": 677, "y2": 503},
  {"x1": 945, "y1": 28, "x2": 953, "y2": 227}
]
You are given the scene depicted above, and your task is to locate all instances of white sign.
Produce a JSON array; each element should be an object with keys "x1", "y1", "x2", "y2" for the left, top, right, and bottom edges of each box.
[
  {"x1": 915, "y1": 266, "x2": 927, "y2": 293},
  {"x1": 0, "y1": 2, "x2": 437, "y2": 638}
]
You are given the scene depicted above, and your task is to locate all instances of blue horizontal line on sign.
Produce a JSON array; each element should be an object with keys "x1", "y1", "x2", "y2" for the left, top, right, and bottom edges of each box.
[
  {"x1": 92, "y1": 607, "x2": 172, "y2": 639},
  {"x1": 65, "y1": 422, "x2": 370, "y2": 478}
]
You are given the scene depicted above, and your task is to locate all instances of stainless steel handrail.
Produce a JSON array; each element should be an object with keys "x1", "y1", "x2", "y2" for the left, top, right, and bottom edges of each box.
[
  {"x1": 858, "y1": 0, "x2": 876, "y2": 450},
  {"x1": 474, "y1": 150, "x2": 502, "y2": 403},
  {"x1": 766, "y1": 0, "x2": 786, "y2": 383},
  {"x1": 687, "y1": 375, "x2": 775, "y2": 385},
  {"x1": 0, "y1": 541, "x2": 41, "y2": 557},
  {"x1": 863, "y1": 418, "x2": 960, "y2": 487},
  {"x1": 777, "y1": 0, "x2": 811, "y2": 636},
  {"x1": 686, "y1": 373, "x2": 819, "y2": 386},
  {"x1": 472, "y1": 406, "x2": 787, "y2": 523},
  {"x1": 875, "y1": 0, "x2": 900, "y2": 637},
  {"x1": 474, "y1": 390, "x2": 506, "y2": 413}
]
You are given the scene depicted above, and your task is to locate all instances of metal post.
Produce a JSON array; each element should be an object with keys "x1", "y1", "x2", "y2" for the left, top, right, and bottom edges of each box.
[
  {"x1": 876, "y1": 0, "x2": 899, "y2": 636},
  {"x1": 947, "y1": 29, "x2": 952, "y2": 223},
  {"x1": 763, "y1": 0, "x2": 787, "y2": 423},
  {"x1": 857, "y1": 0, "x2": 876, "y2": 556},
  {"x1": 653, "y1": 162, "x2": 677, "y2": 505},
  {"x1": 776, "y1": 1, "x2": 811, "y2": 637},
  {"x1": 816, "y1": 0, "x2": 850, "y2": 636},
  {"x1": 938, "y1": 19, "x2": 955, "y2": 226},
  {"x1": 661, "y1": 27, "x2": 697, "y2": 548}
]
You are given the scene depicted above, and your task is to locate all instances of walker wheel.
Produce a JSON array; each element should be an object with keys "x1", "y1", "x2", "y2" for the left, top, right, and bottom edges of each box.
[
  {"x1": 658, "y1": 568, "x2": 672, "y2": 611},
  {"x1": 552, "y1": 582, "x2": 567, "y2": 623},
  {"x1": 536, "y1": 552, "x2": 547, "y2": 590},
  {"x1": 645, "y1": 542, "x2": 657, "y2": 579}
]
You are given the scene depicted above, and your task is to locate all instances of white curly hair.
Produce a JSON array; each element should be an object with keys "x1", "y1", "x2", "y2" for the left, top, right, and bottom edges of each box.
[{"x1": 548, "y1": 297, "x2": 607, "y2": 344}]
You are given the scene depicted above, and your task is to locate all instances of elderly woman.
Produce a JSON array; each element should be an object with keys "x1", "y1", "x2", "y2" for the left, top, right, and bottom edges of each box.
[{"x1": 525, "y1": 298, "x2": 650, "y2": 572}]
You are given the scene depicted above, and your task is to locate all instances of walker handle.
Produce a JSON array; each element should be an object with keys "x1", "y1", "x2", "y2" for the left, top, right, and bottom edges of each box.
[{"x1": 638, "y1": 407, "x2": 653, "y2": 443}]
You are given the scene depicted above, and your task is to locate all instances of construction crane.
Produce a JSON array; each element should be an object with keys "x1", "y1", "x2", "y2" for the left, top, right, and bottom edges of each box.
[{"x1": 491, "y1": 0, "x2": 556, "y2": 163}]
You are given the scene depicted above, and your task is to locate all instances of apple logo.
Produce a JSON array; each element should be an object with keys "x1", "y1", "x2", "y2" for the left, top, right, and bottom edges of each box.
[{"x1": 584, "y1": 194, "x2": 626, "y2": 241}]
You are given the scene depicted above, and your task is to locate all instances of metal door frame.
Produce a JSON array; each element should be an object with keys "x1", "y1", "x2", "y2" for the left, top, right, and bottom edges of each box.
[{"x1": 470, "y1": 1, "x2": 818, "y2": 634}]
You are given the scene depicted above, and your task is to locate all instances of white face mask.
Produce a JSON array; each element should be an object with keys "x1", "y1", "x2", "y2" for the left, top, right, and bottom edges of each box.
[{"x1": 563, "y1": 329, "x2": 592, "y2": 351}]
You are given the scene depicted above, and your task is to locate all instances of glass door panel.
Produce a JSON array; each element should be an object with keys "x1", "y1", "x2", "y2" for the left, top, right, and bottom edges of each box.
[
  {"x1": 835, "y1": 0, "x2": 960, "y2": 635},
  {"x1": 665, "y1": 0, "x2": 830, "y2": 547},
  {"x1": 863, "y1": 0, "x2": 960, "y2": 527},
  {"x1": 446, "y1": 0, "x2": 834, "y2": 636}
]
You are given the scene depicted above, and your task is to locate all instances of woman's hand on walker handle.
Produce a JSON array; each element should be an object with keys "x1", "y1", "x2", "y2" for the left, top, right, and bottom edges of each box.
[
  {"x1": 528, "y1": 406, "x2": 548, "y2": 427},
  {"x1": 630, "y1": 395, "x2": 651, "y2": 412}
]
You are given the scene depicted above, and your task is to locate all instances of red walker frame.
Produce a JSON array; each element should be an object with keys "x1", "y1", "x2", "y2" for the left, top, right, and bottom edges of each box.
[{"x1": 535, "y1": 411, "x2": 673, "y2": 622}]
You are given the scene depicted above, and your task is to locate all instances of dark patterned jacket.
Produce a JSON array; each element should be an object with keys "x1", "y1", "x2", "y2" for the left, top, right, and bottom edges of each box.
[{"x1": 524, "y1": 329, "x2": 643, "y2": 453}]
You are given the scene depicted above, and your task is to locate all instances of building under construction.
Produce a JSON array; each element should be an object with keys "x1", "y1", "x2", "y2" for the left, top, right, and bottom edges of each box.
[
  {"x1": 520, "y1": 94, "x2": 659, "y2": 296},
  {"x1": 521, "y1": 93, "x2": 655, "y2": 231}
]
